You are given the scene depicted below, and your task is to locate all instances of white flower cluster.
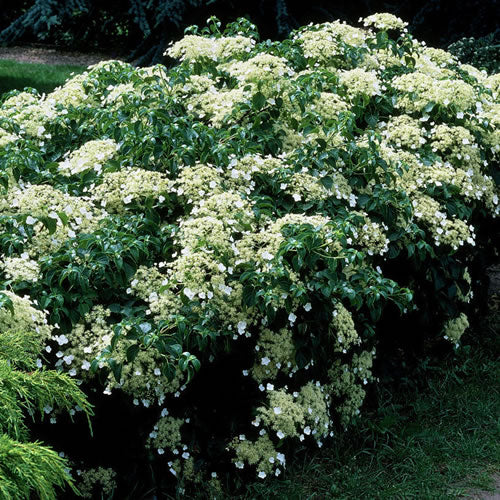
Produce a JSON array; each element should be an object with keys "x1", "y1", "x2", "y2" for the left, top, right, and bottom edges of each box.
[
  {"x1": 0, "y1": 74, "x2": 94, "y2": 138},
  {"x1": 251, "y1": 327, "x2": 297, "y2": 382},
  {"x1": 45, "y1": 74, "x2": 92, "y2": 109},
  {"x1": 231, "y1": 381, "x2": 332, "y2": 477},
  {"x1": 443, "y1": 313, "x2": 469, "y2": 345},
  {"x1": 167, "y1": 35, "x2": 255, "y2": 61},
  {"x1": 296, "y1": 21, "x2": 367, "y2": 65},
  {"x1": 1, "y1": 183, "x2": 103, "y2": 256},
  {"x1": 412, "y1": 195, "x2": 476, "y2": 249},
  {"x1": 77, "y1": 467, "x2": 117, "y2": 499},
  {"x1": 223, "y1": 53, "x2": 294, "y2": 85},
  {"x1": 1, "y1": 255, "x2": 40, "y2": 282},
  {"x1": 0, "y1": 291, "x2": 52, "y2": 341},
  {"x1": 328, "y1": 350, "x2": 375, "y2": 424},
  {"x1": 92, "y1": 167, "x2": 172, "y2": 213},
  {"x1": 0, "y1": 91, "x2": 53, "y2": 138},
  {"x1": 392, "y1": 72, "x2": 476, "y2": 112},
  {"x1": 0, "y1": 126, "x2": 18, "y2": 147},
  {"x1": 361, "y1": 13, "x2": 408, "y2": 31},
  {"x1": 59, "y1": 139, "x2": 119, "y2": 176},
  {"x1": 339, "y1": 68, "x2": 382, "y2": 98}
]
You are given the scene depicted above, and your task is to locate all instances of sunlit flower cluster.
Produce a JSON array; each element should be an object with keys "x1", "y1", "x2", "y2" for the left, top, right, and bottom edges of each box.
[
  {"x1": 0, "y1": 127, "x2": 18, "y2": 147},
  {"x1": 296, "y1": 21, "x2": 367, "y2": 65},
  {"x1": 0, "y1": 92, "x2": 52, "y2": 137},
  {"x1": 93, "y1": 167, "x2": 172, "y2": 213},
  {"x1": 167, "y1": 35, "x2": 255, "y2": 61},
  {"x1": 0, "y1": 291, "x2": 52, "y2": 341},
  {"x1": 312, "y1": 92, "x2": 350, "y2": 120},
  {"x1": 176, "y1": 164, "x2": 224, "y2": 203},
  {"x1": 223, "y1": 53, "x2": 294, "y2": 86},
  {"x1": 339, "y1": 68, "x2": 382, "y2": 98},
  {"x1": 285, "y1": 172, "x2": 332, "y2": 201},
  {"x1": 379, "y1": 115, "x2": 426, "y2": 150},
  {"x1": 186, "y1": 86, "x2": 249, "y2": 126},
  {"x1": 2, "y1": 183, "x2": 103, "y2": 256},
  {"x1": 0, "y1": 75, "x2": 94, "y2": 138},
  {"x1": 392, "y1": 72, "x2": 476, "y2": 112},
  {"x1": 59, "y1": 139, "x2": 119, "y2": 176},
  {"x1": 45, "y1": 74, "x2": 91, "y2": 109},
  {"x1": 1, "y1": 255, "x2": 40, "y2": 283},
  {"x1": 361, "y1": 13, "x2": 408, "y2": 31},
  {"x1": 103, "y1": 82, "x2": 136, "y2": 106}
]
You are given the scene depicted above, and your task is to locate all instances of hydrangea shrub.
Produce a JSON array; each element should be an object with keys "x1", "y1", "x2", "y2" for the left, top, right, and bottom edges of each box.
[{"x1": 0, "y1": 13, "x2": 498, "y2": 495}]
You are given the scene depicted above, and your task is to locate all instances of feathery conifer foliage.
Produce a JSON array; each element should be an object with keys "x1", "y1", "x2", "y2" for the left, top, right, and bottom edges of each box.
[{"x1": 0, "y1": 315, "x2": 93, "y2": 499}]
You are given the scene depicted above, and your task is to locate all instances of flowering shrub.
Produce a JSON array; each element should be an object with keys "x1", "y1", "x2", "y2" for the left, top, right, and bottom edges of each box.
[{"x1": 0, "y1": 13, "x2": 498, "y2": 495}]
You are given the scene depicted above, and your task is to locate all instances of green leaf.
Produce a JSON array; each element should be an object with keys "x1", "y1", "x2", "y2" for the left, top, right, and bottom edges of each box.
[
  {"x1": 126, "y1": 344, "x2": 140, "y2": 362},
  {"x1": 108, "y1": 359, "x2": 122, "y2": 382},
  {"x1": 242, "y1": 285, "x2": 257, "y2": 307},
  {"x1": 167, "y1": 343, "x2": 183, "y2": 357},
  {"x1": 424, "y1": 101, "x2": 436, "y2": 113},
  {"x1": 0, "y1": 172, "x2": 8, "y2": 191},
  {"x1": 252, "y1": 92, "x2": 266, "y2": 110},
  {"x1": 57, "y1": 211, "x2": 69, "y2": 226},
  {"x1": 40, "y1": 216, "x2": 57, "y2": 235},
  {"x1": 0, "y1": 292, "x2": 14, "y2": 315},
  {"x1": 431, "y1": 267, "x2": 446, "y2": 291},
  {"x1": 191, "y1": 357, "x2": 201, "y2": 372}
]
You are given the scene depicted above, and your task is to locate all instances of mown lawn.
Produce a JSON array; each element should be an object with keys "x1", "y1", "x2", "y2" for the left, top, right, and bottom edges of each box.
[{"x1": 0, "y1": 59, "x2": 86, "y2": 95}]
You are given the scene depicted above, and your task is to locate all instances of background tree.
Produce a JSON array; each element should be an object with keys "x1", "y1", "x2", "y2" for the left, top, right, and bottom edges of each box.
[{"x1": 0, "y1": 0, "x2": 498, "y2": 65}]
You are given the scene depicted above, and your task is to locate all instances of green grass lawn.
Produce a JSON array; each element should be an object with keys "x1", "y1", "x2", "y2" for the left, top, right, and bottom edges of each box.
[{"x1": 0, "y1": 59, "x2": 86, "y2": 96}]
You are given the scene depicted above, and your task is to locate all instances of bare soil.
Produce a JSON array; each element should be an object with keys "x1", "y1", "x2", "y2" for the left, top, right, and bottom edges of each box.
[
  {"x1": 0, "y1": 45, "x2": 117, "y2": 66},
  {"x1": 461, "y1": 474, "x2": 500, "y2": 499}
]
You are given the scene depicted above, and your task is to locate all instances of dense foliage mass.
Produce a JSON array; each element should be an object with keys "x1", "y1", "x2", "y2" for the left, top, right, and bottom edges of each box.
[
  {"x1": 448, "y1": 34, "x2": 500, "y2": 75},
  {"x1": 0, "y1": 13, "x2": 498, "y2": 496}
]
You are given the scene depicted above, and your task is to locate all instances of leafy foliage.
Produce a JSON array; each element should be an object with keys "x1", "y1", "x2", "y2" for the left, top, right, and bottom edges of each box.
[
  {"x1": 448, "y1": 32, "x2": 500, "y2": 75},
  {"x1": 0, "y1": 13, "x2": 498, "y2": 496}
]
